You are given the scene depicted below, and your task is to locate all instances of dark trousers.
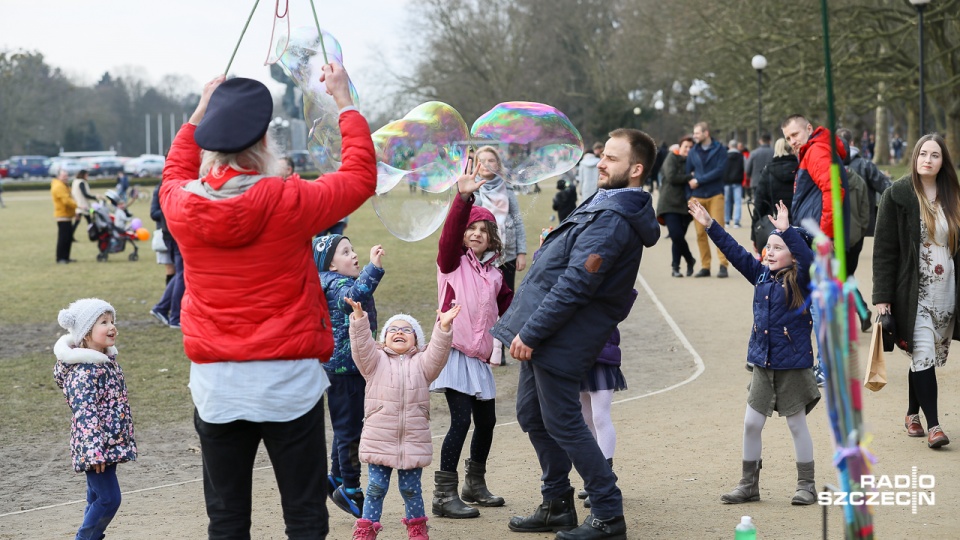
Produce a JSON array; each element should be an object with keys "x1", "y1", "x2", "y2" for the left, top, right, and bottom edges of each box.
[
  {"x1": 56, "y1": 220, "x2": 73, "y2": 262},
  {"x1": 501, "y1": 258, "x2": 517, "y2": 292},
  {"x1": 516, "y1": 360, "x2": 622, "y2": 518},
  {"x1": 663, "y1": 212, "x2": 695, "y2": 270},
  {"x1": 194, "y1": 398, "x2": 329, "y2": 540},
  {"x1": 846, "y1": 238, "x2": 867, "y2": 312},
  {"x1": 153, "y1": 242, "x2": 184, "y2": 325},
  {"x1": 77, "y1": 463, "x2": 121, "y2": 540},
  {"x1": 327, "y1": 373, "x2": 365, "y2": 488}
]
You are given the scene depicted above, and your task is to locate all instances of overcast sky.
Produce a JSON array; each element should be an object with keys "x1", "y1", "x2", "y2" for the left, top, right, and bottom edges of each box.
[{"x1": 2, "y1": 0, "x2": 412, "y2": 113}]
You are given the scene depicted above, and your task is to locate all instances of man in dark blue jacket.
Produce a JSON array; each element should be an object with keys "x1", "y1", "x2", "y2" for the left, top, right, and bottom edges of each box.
[
  {"x1": 686, "y1": 121, "x2": 729, "y2": 277},
  {"x1": 493, "y1": 128, "x2": 660, "y2": 539}
]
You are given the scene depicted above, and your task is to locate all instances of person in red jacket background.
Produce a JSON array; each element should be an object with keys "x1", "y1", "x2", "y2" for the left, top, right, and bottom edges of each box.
[{"x1": 159, "y1": 63, "x2": 377, "y2": 539}]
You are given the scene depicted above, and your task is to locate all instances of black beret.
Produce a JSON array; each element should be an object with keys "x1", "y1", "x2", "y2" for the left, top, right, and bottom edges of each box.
[{"x1": 195, "y1": 78, "x2": 273, "y2": 153}]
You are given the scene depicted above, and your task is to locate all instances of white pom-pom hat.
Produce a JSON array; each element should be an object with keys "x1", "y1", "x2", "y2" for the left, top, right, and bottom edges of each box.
[
  {"x1": 57, "y1": 298, "x2": 116, "y2": 343},
  {"x1": 379, "y1": 313, "x2": 426, "y2": 349}
]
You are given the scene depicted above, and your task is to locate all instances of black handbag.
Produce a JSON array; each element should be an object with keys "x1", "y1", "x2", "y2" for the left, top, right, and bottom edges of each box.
[{"x1": 878, "y1": 313, "x2": 897, "y2": 352}]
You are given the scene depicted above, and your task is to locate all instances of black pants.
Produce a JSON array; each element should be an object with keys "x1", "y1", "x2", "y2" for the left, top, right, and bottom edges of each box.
[
  {"x1": 327, "y1": 373, "x2": 365, "y2": 489},
  {"x1": 501, "y1": 258, "x2": 517, "y2": 293},
  {"x1": 663, "y1": 212, "x2": 695, "y2": 270},
  {"x1": 194, "y1": 398, "x2": 328, "y2": 540},
  {"x1": 56, "y1": 221, "x2": 73, "y2": 262},
  {"x1": 439, "y1": 390, "x2": 496, "y2": 472},
  {"x1": 907, "y1": 367, "x2": 940, "y2": 429},
  {"x1": 516, "y1": 360, "x2": 622, "y2": 518}
]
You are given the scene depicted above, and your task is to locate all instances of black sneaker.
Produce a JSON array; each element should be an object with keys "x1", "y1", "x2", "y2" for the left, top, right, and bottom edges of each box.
[
  {"x1": 693, "y1": 269, "x2": 711, "y2": 278},
  {"x1": 331, "y1": 485, "x2": 364, "y2": 518},
  {"x1": 327, "y1": 474, "x2": 342, "y2": 498},
  {"x1": 717, "y1": 266, "x2": 729, "y2": 278}
]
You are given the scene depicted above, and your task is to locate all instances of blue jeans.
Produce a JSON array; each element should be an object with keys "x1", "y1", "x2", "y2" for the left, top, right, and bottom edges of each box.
[
  {"x1": 153, "y1": 242, "x2": 183, "y2": 325},
  {"x1": 724, "y1": 184, "x2": 743, "y2": 225},
  {"x1": 76, "y1": 463, "x2": 121, "y2": 540},
  {"x1": 362, "y1": 464, "x2": 424, "y2": 522},
  {"x1": 327, "y1": 373, "x2": 365, "y2": 489}
]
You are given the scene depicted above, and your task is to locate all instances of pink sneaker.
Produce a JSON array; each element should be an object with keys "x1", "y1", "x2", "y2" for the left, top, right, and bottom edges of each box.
[
  {"x1": 352, "y1": 519, "x2": 382, "y2": 540},
  {"x1": 402, "y1": 516, "x2": 429, "y2": 540}
]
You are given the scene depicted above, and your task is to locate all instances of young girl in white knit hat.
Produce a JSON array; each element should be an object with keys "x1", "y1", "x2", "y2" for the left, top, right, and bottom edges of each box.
[
  {"x1": 344, "y1": 297, "x2": 460, "y2": 540},
  {"x1": 54, "y1": 298, "x2": 137, "y2": 540}
]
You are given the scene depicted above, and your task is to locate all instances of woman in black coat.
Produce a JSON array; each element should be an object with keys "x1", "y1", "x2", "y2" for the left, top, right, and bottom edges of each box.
[
  {"x1": 656, "y1": 136, "x2": 696, "y2": 277},
  {"x1": 751, "y1": 138, "x2": 798, "y2": 252},
  {"x1": 873, "y1": 134, "x2": 960, "y2": 449}
]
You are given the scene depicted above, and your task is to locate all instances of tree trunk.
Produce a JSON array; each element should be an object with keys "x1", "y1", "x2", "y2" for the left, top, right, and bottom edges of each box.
[
  {"x1": 906, "y1": 107, "x2": 919, "y2": 149},
  {"x1": 874, "y1": 103, "x2": 889, "y2": 166},
  {"x1": 947, "y1": 109, "x2": 960, "y2": 168}
]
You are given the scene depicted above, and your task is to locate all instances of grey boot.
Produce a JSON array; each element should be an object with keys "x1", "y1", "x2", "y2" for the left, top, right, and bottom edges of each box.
[
  {"x1": 460, "y1": 459, "x2": 505, "y2": 507},
  {"x1": 791, "y1": 461, "x2": 817, "y2": 505},
  {"x1": 720, "y1": 460, "x2": 761, "y2": 504},
  {"x1": 432, "y1": 470, "x2": 480, "y2": 519}
]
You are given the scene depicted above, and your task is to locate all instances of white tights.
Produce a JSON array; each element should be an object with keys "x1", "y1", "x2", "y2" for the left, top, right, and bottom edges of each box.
[
  {"x1": 742, "y1": 405, "x2": 814, "y2": 463},
  {"x1": 580, "y1": 389, "x2": 616, "y2": 459}
]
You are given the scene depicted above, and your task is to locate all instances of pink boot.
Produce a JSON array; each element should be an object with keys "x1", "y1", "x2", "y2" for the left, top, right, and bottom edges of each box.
[
  {"x1": 352, "y1": 518, "x2": 382, "y2": 540},
  {"x1": 402, "y1": 516, "x2": 429, "y2": 540}
]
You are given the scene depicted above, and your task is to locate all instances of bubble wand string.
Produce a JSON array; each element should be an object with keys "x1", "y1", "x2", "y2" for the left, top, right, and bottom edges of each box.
[
  {"x1": 225, "y1": 0, "x2": 262, "y2": 76},
  {"x1": 307, "y1": 0, "x2": 330, "y2": 64}
]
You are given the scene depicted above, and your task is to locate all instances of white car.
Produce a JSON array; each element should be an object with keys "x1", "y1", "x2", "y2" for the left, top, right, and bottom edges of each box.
[
  {"x1": 124, "y1": 155, "x2": 166, "y2": 177},
  {"x1": 47, "y1": 157, "x2": 85, "y2": 177}
]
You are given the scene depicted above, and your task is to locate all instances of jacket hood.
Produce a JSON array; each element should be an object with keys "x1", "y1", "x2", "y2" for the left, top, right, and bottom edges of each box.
[
  {"x1": 587, "y1": 189, "x2": 660, "y2": 248},
  {"x1": 176, "y1": 174, "x2": 281, "y2": 248},
  {"x1": 768, "y1": 155, "x2": 799, "y2": 185},
  {"x1": 580, "y1": 153, "x2": 600, "y2": 166},
  {"x1": 54, "y1": 334, "x2": 116, "y2": 364},
  {"x1": 801, "y1": 127, "x2": 847, "y2": 163}
]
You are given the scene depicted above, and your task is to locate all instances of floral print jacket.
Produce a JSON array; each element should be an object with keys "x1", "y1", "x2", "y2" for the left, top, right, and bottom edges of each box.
[{"x1": 53, "y1": 335, "x2": 137, "y2": 472}]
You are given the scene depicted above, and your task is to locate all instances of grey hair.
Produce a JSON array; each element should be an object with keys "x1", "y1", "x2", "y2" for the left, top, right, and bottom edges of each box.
[{"x1": 199, "y1": 132, "x2": 283, "y2": 178}]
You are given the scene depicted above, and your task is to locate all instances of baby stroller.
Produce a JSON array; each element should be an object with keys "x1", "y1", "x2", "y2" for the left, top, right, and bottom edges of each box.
[{"x1": 87, "y1": 190, "x2": 141, "y2": 262}]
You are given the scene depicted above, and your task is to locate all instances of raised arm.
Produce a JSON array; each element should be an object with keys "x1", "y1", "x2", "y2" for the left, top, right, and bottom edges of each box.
[{"x1": 347, "y1": 301, "x2": 380, "y2": 378}]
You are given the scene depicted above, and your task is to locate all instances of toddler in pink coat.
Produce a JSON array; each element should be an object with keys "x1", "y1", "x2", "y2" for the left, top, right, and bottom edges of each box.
[{"x1": 345, "y1": 297, "x2": 460, "y2": 540}]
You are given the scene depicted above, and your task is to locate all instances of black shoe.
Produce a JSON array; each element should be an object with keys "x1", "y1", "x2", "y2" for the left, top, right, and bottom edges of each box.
[
  {"x1": 717, "y1": 266, "x2": 729, "y2": 278},
  {"x1": 555, "y1": 515, "x2": 627, "y2": 540},
  {"x1": 433, "y1": 471, "x2": 480, "y2": 518},
  {"x1": 745, "y1": 363, "x2": 754, "y2": 372},
  {"x1": 331, "y1": 485, "x2": 364, "y2": 518},
  {"x1": 686, "y1": 260, "x2": 696, "y2": 276},
  {"x1": 860, "y1": 310, "x2": 873, "y2": 333},
  {"x1": 693, "y1": 269, "x2": 710, "y2": 278},
  {"x1": 508, "y1": 487, "x2": 577, "y2": 532},
  {"x1": 326, "y1": 474, "x2": 341, "y2": 498},
  {"x1": 671, "y1": 269, "x2": 683, "y2": 278}
]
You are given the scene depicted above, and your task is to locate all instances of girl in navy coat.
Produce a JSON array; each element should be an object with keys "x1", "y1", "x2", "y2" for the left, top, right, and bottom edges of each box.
[{"x1": 689, "y1": 199, "x2": 821, "y2": 506}]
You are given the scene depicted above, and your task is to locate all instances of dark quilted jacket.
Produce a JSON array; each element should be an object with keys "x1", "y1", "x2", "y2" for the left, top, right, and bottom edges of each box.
[
  {"x1": 707, "y1": 223, "x2": 814, "y2": 369},
  {"x1": 321, "y1": 263, "x2": 384, "y2": 374}
]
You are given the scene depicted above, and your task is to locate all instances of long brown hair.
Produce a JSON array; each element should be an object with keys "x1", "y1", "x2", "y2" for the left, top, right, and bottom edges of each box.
[
  {"x1": 776, "y1": 265, "x2": 805, "y2": 311},
  {"x1": 910, "y1": 134, "x2": 960, "y2": 254}
]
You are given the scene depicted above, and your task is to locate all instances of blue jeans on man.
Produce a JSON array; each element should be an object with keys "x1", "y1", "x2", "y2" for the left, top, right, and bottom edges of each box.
[
  {"x1": 723, "y1": 184, "x2": 743, "y2": 226},
  {"x1": 153, "y1": 242, "x2": 183, "y2": 326}
]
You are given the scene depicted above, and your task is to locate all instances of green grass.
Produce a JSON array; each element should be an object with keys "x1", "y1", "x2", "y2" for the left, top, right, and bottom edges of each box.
[{"x1": 0, "y1": 184, "x2": 557, "y2": 443}]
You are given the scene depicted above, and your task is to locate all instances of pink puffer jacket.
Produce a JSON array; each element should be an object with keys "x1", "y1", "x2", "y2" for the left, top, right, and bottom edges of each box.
[{"x1": 350, "y1": 313, "x2": 453, "y2": 470}]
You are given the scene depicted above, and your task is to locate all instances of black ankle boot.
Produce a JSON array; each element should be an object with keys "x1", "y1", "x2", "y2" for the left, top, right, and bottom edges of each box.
[
  {"x1": 461, "y1": 459, "x2": 504, "y2": 507},
  {"x1": 432, "y1": 470, "x2": 479, "y2": 519},
  {"x1": 508, "y1": 487, "x2": 577, "y2": 532},
  {"x1": 555, "y1": 515, "x2": 627, "y2": 540}
]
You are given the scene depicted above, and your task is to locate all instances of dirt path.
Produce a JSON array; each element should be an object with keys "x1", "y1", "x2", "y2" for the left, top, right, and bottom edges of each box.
[{"x1": 2, "y1": 229, "x2": 957, "y2": 539}]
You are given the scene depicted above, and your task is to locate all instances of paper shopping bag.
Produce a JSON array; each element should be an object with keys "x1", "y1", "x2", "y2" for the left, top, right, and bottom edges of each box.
[{"x1": 864, "y1": 320, "x2": 887, "y2": 392}]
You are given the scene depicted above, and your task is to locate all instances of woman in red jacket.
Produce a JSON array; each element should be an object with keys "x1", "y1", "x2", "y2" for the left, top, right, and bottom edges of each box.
[{"x1": 159, "y1": 63, "x2": 377, "y2": 539}]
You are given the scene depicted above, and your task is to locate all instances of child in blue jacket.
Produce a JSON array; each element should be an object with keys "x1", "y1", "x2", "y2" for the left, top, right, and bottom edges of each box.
[
  {"x1": 312, "y1": 234, "x2": 385, "y2": 518},
  {"x1": 689, "y1": 199, "x2": 821, "y2": 507}
]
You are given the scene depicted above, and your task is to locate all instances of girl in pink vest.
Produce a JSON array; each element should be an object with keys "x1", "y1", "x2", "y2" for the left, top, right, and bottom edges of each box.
[
  {"x1": 345, "y1": 298, "x2": 459, "y2": 539},
  {"x1": 429, "y1": 165, "x2": 514, "y2": 518}
]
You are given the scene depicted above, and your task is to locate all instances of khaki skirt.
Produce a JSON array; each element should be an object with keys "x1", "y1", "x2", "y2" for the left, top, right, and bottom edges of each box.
[{"x1": 747, "y1": 365, "x2": 821, "y2": 417}]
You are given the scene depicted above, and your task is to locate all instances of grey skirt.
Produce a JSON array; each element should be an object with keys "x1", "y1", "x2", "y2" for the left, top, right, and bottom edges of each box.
[{"x1": 747, "y1": 366, "x2": 821, "y2": 417}]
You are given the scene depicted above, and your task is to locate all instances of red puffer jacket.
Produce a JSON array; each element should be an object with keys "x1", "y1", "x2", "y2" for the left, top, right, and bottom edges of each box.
[{"x1": 160, "y1": 111, "x2": 376, "y2": 364}]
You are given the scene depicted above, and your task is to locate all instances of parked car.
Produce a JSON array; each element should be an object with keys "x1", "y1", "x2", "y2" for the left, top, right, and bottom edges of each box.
[
  {"x1": 47, "y1": 157, "x2": 85, "y2": 177},
  {"x1": 123, "y1": 154, "x2": 166, "y2": 177},
  {"x1": 286, "y1": 150, "x2": 318, "y2": 173},
  {"x1": 6, "y1": 155, "x2": 51, "y2": 178},
  {"x1": 0, "y1": 161, "x2": 8, "y2": 178},
  {"x1": 83, "y1": 157, "x2": 125, "y2": 177}
]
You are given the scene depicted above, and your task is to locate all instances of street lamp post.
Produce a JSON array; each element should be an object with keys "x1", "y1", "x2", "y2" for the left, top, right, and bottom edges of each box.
[
  {"x1": 751, "y1": 54, "x2": 768, "y2": 141},
  {"x1": 632, "y1": 107, "x2": 642, "y2": 130},
  {"x1": 689, "y1": 84, "x2": 702, "y2": 124},
  {"x1": 654, "y1": 99, "x2": 665, "y2": 140},
  {"x1": 910, "y1": 0, "x2": 932, "y2": 135}
]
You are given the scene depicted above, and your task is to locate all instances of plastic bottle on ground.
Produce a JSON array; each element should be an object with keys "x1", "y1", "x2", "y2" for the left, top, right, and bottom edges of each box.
[{"x1": 734, "y1": 515, "x2": 756, "y2": 540}]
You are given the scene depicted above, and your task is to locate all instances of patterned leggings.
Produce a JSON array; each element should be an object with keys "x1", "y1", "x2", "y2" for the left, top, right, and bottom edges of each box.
[{"x1": 361, "y1": 464, "x2": 424, "y2": 522}]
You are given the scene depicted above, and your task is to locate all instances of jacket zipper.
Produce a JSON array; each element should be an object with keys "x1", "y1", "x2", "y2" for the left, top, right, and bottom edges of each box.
[{"x1": 398, "y1": 355, "x2": 406, "y2": 465}]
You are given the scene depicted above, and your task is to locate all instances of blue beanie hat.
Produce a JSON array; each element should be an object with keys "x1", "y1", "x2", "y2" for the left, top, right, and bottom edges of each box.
[{"x1": 312, "y1": 234, "x2": 348, "y2": 273}]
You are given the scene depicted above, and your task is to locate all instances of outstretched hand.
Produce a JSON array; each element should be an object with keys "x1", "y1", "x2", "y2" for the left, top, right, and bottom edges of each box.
[
  {"x1": 344, "y1": 297, "x2": 365, "y2": 320},
  {"x1": 436, "y1": 304, "x2": 461, "y2": 331},
  {"x1": 370, "y1": 245, "x2": 385, "y2": 269},
  {"x1": 320, "y1": 62, "x2": 354, "y2": 110},
  {"x1": 769, "y1": 200, "x2": 789, "y2": 231},
  {"x1": 456, "y1": 159, "x2": 487, "y2": 200},
  {"x1": 687, "y1": 199, "x2": 714, "y2": 227}
]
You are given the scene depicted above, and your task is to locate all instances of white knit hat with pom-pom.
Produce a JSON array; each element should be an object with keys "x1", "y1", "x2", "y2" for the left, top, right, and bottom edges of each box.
[
  {"x1": 379, "y1": 313, "x2": 426, "y2": 349},
  {"x1": 58, "y1": 298, "x2": 116, "y2": 342}
]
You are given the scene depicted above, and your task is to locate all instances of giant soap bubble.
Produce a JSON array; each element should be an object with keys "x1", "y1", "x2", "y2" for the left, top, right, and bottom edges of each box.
[
  {"x1": 278, "y1": 26, "x2": 360, "y2": 174},
  {"x1": 372, "y1": 180, "x2": 455, "y2": 242},
  {"x1": 470, "y1": 102, "x2": 583, "y2": 186},
  {"x1": 372, "y1": 102, "x2": 469, "y2": 194}
]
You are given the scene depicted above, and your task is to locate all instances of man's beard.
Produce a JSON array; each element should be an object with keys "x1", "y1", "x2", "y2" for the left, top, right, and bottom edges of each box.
[{"x1": 599, "y1": 169, "x2": 631, "y2": 190}]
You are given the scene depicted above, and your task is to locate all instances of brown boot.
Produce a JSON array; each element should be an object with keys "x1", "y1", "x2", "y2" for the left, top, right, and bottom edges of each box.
[
  {"x1": 460, "y1": 459, "x2": 504, "y2": 507},
  {"x1": 720, "y1": 460, "x2": 761, "y2": 504}
]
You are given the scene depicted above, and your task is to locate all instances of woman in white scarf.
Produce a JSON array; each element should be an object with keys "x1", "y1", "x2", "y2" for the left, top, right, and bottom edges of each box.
[{"x1": 473, "y1": 146, "x2": 527, "y2": 292}]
